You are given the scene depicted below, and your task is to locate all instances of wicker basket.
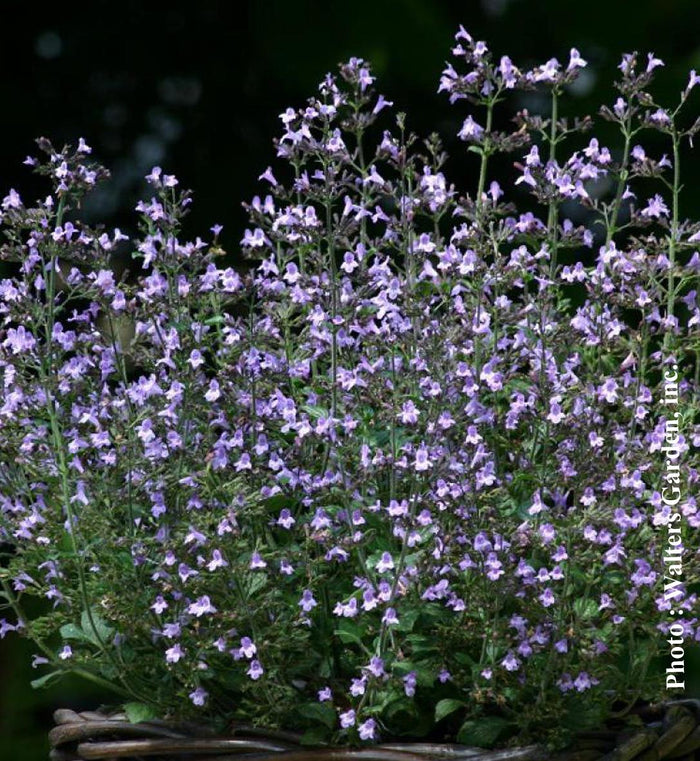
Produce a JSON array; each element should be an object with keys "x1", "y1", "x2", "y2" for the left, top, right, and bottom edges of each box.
[{"x1": 49, "y1": 700, "x2": 700, "y2": 761}]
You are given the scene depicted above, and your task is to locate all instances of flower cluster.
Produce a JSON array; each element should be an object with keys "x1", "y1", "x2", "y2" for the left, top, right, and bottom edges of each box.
[{"x1": 0, "y1": 28, "x2": 698, "y2": 751}]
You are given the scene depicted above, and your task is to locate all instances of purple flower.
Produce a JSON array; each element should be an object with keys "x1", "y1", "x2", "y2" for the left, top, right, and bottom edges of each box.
[
  {"x1": 318, "y1": 687, "x2": 332, "y2": 702},
  {"x1": 250, "y1": 552, "x2": 267, "y2": 569},
  {"x1": 350, "y1": 677, "x2": 366, "y2": 696},
  {"x1": 399, "y1": 400, "x2": 419, "y2": 424},
  {"x1": 3, "y1": 326, "x2": 36, "y2": 354},
  {"x1": 258, "y1": 166, "x2": 278, "y2": 186},
  {"x1": 58, "y1": 645, "x2": 73, "y2": 660},
  {"x1": 641, "y1": 194, "x2": 669, "y2": 218},
  {"x1": 403, "y1": 671, "x2": 417, "y2": 697},
  {"x1": 414, "y1": 446, "x2": 432, "y2": 472},
  {"x1": 145, "y1": 166, "x2": 162, "y2": 184},
  {"x1": 188, "y1": 595, "x2": 217, "y2": 617},
  {"x1": 2, "y1": 188, "x2": 21, "y2": 209},
  {"x1": 238, "y1": 637, "x2": 257, "y2": 659},
  {"x1": 631, "y1": 559, "x2": 657, "y2": 587},
  {"x1": 686, "y1": 69, "x2": 700, "y2": 93},
  {"x1": 334, "y1": 598, "x2": 359, "y2": 617},
  {"x1": 366, "y1": 656, "x2": 385, "y2": 678},
  {"x1": 358, "y1": 718, "x2": 377, "y2": 740},
  {"x1": 538, "y1": 524, "x2": 556, "y2": 544},
  {"x1": 528, "y1": 490, "x2": 546, "y2": 516},
  {"x1": 162, "y1": 623, "x2": 181, "y2": 639},
  {"x1": 382, "y1": 607, "x2": 399, "y2": 625},
  {"x1": 189, "y1": 687, "x2": 208, "y2": 706},
  {"x1": 207, "y1": 550, "x2": 228, "y2": 571},
  {"x1": 165, "y1": 644, "x2": 185, "y2": 664},
  {"x1": 646, "y1": 53, "x2": 664, "y2": 73},
  {"x1": 373, "y1": 95, "x2": 393, "y2": 115},
  {"x1": 340, "y1": 709, "x2": 356, "y2": 729},
  {"x1": 277, "y1": 508, "x2": 295, "y2": 529},
  {"x1": 574, "y1": 672, "x2": 598, "y2": 692},
  {"x1": 151, "y1": 596, "x2": 168, "y2": 614},
  {"x1": 458, "y1": 116, "x2": 484, "y2": 141},
  {"x1": 247, "y1": 660, "x2": 264, "y2": 680},
  {"x1": 557, "y1": 673, "x2": 574, "y2": 692},
  {"x1": 531, "y1": 57, "x2": 561, "y2": 83},
  {"x1": 299, "y1": 589, "x2": 317, "y2": 612},
  {"x1": 567, "y1": 48, "x2": 587, "y2": 71},
  {"x1": 0, "y1": 620, "x2": 15, "y2": 638},
  {"x1": 502, "y1": 652, "x2": 521, "y2": 671}
]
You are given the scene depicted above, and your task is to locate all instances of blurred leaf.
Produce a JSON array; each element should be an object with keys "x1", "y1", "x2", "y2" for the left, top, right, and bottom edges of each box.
[
  {"x1": 334, "y1": 619, "x2": 365, "y2": 649},
  {"x1": 435, "y1": 698, "x2": 466, "y2": 722},
  {"x1": 80, "y1": 609, "x2": 115, "y2": 647},
  {"x1": 299, "y1": 702, "x2": 336, "y2": 729},
  {"x1": 457, "y1": 716, "x2": 510, "y2": 747},
  {"x1": 392, "y1": 660, "x2": 434, "y2": 686},
  {"x1": 30, "y1": 671, "x2": 62, "y2": 690},
  {"x1": 573, "y1": 598, "x2": 598, "y2": 622},
  {"x1": 124, "y1": 702, "x2": 157, "y2": 723},
  {"x1": 394, "y1": 607, "x2": 420, "y2": 633},
  {"x1": 406, "y1": 634, "x2": 438, "y2": 654},
  {"x1": 301, "y1": 404, "x2": 328, "y2": 420},
  {"x1": 454, "y1": 650, "x2": 475, "y2": 667},
  {"x1": 246, "y1": 573, "x2": 268, "y2": 597},
  {"x1": 60, "y1": 623, "x2": 93, "y2": 644}
]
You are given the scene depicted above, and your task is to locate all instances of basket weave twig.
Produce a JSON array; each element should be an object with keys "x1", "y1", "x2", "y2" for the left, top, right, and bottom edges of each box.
[{"x1": 48, "y1": 700, "x2": 700, "y2": 761}]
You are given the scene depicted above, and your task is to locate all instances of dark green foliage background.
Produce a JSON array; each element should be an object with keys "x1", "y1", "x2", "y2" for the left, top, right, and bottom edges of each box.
[{"x1": 0, "y1": 0, "x2": 699, "y2": 758}]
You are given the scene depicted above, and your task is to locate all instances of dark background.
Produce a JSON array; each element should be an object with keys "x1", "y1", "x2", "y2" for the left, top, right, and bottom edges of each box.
[{"x1": 1, "y1": 1, "x2": 699, "y2": 758}]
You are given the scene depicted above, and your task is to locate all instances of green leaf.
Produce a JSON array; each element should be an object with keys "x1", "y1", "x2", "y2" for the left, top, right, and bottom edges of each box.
[
  {"x1": 80, "y1": 609, "x2": 115, "y2": 646},
  {"x1": 435, "y1": 698, "x2": 466, "y2": 722},
  {"x1": 124, "y1": 702, "x2": 158, "y2": 724},
  {"x1": 457, "y1": 716, "x2": 510, "y2": 748},
  {"x1": 391, "y1": 661, "x2": 435, "y2": 687},
  {"x1": 301, "y1": 404, "x2": 328, "y2": 420},
  {"x1": 454, "y1": 650, "x2": 475, "y2": 667},
  {"x1": 60, "y1": 623, "x2": 93, "y2": 644},
  {"x1": 30, "y1": 671, "x2": 63, "y2": 690},
  {"x1": 334, "y1": 619, "x2": 365, "y2": 649},
  {"x1": 405, "y1": 634, "x2": 438, "y2": 655},
  {"x1": 298, "y1": 702, "x2": 336, "y2": 730},
  {"x1": 393, "y1": 607, "x2": 420, "y2": 633},
  {"x1": 573, "y1": 598, "x2": 598, "y2": 622},
  {"x1": 245, "y1": 572, "x2": 269, "y2": 597}
]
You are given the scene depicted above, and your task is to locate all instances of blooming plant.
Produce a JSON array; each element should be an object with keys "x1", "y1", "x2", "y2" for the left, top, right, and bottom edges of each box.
[{"x1": 0, "y1": 27, "x2": 699, "y2": 752}]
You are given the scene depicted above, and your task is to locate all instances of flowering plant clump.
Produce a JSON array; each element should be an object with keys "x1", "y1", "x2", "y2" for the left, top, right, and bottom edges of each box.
[{"x1": 1, "y1": 27, "x2": 699, "y2": 751}]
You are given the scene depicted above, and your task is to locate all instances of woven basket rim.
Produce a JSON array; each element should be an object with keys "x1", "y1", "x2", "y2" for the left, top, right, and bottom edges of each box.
[{"x1": 49, "y1": 699, "x2": 700, "y2": 761}]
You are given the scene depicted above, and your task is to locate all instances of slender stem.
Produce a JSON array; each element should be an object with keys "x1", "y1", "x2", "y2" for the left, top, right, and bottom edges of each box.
[
  {"x1": 0, "y1": 577, "x2": 54, "y2": 661},
  {"x1": 475, "y1": 101, "x2": 494, "y2": 218},
  {"x1": 605, "y1": 127, "x2": 633, "y2": 246},
  {"x1": 547, "y1": 89, "x2": 560, "y2": 276}
]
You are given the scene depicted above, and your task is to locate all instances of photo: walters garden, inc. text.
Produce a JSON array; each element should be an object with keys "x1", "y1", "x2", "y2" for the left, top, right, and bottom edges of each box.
[
  {"x1": 659, "y1": 364, "x2": 690, "y2": 692},
  {"x1": 0, "y1": 24, "x2": 699, "y2": 760}
]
